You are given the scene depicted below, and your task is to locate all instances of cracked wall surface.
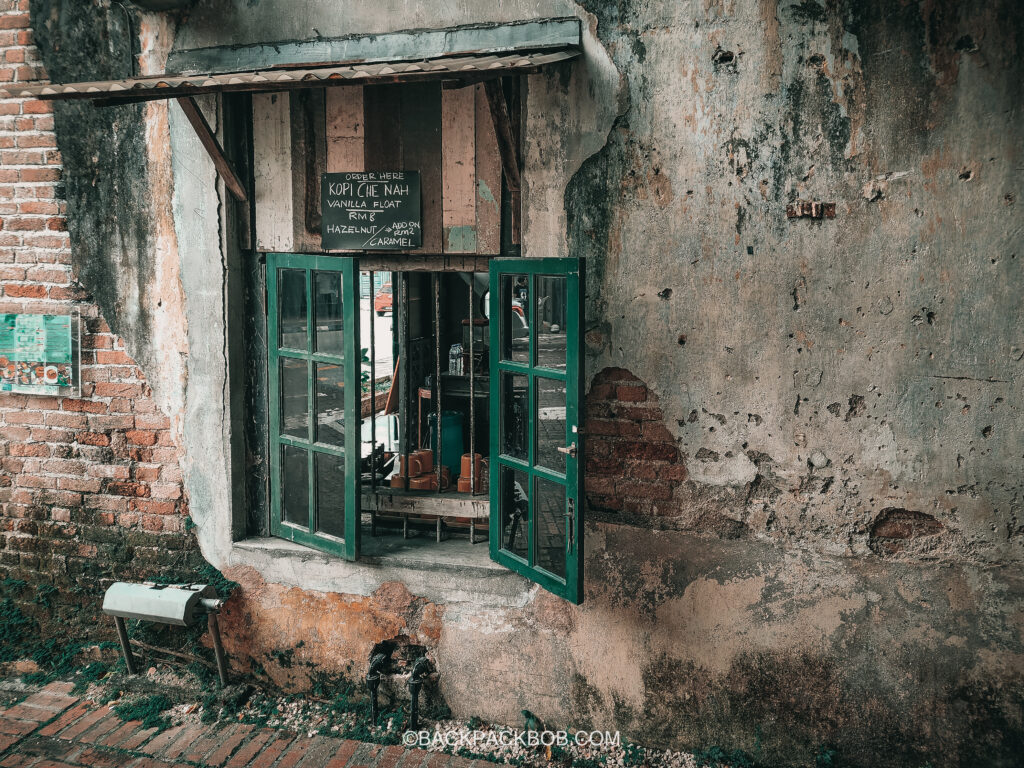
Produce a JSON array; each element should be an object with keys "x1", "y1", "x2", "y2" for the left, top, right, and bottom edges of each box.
[{"x1": 21, "y1": 0, "x2": 1024, "y2": 766}]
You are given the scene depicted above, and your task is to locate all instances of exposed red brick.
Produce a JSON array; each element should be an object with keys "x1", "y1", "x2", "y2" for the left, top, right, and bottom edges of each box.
[
  {"x1": 124, "y1": 430, "x2": 157, "y2": 446},
  {"x1": 75, "y1": 432, "x2": 110, "y2": 447},
  {"x1": 2, "y1": 283, "x2": 45, "y2": 298},
  {"x1": 105, "y1": 481, "x2": 149, "y2": 498},
  {"x1": 61, "y1": 398, "x2": 106, "y2": 414}
]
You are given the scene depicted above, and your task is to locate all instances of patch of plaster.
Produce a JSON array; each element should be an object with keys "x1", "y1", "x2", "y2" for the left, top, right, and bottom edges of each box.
[{"x1": 687, "y1": 450, "x2": 758, "y2": 487}]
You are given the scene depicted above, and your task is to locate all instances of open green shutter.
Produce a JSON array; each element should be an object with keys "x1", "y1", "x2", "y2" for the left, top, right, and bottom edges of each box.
[
  {"x1": 489, "y1": 257, "x2": 584, "y2": 603},
  {"x1": 267, "y1": 253, "x2": 361, "y2": 560}
]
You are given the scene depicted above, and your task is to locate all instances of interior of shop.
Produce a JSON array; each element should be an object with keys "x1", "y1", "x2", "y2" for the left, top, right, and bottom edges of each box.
[{"x1": 353, "y1": 268, "x2": 567, "y2": 551}]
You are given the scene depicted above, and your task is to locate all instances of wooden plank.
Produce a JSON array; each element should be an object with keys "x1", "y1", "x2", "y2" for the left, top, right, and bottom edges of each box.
[
  {"x1": 483, "y1": 79, "x2": 521, "y2": 193},
  {"x1": 363, "y1": 85, "x2": 403, "y2": 170},
  {"x1": 401, "y1": 83, "x2": 442, "y2": 254},
  {"x1": 357, "y1": 254, "x2": 495, "y2": 272},
  {"x1": 474, "y1": 84, "x2": 501, "y2": 254},
  {"x1": 252, "y1": 92, "x2": 293, "y2": 251},
  {"x1": 441, "y1": 85, "x2": 477, "y2": 254},
  {"x1": 176, "y1": 96, "x2": 247, "y2": 201},
  {"x1": 326, "y1": 86, "x2": 364, "y2": 172},
  {"x1": 363, "y1": 491, "x2": 489, "y2": 519},
  {"x1": 290, "y1": 88, "x2": 325, "y2": 251}
]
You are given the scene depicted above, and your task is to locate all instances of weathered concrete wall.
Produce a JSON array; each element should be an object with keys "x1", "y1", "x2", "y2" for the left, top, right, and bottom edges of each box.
[{"x1": 24, "y1": 0, "x2": 1024, "y2": 766}]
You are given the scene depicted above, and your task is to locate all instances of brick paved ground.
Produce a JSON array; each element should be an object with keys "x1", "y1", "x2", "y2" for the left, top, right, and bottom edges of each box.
[{"x1": 0, "y1": 682, "x2": 474, "y2": 768}]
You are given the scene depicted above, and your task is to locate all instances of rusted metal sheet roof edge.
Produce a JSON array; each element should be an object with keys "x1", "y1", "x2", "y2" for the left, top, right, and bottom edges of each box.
[{"x1": 0, "y1": 49, "x2": 580, "y2": 102}]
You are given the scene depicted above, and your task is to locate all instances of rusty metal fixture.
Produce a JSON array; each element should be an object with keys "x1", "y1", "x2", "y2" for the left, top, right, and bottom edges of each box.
[
  {"x1": 366, "y1": 651, "x2": 389, "y2": 725},
  {"x1": 369, "y1": 270, "x2": 376, "y2": 494},
  {"x1": 434, "y1": 273, "x2": 442, "y2": 492},
  {"x1": 786, "y1": 200, "x2": 836, "y2": 219},
  {"x1": 468, "y1": 278, "x2": 476, "y2": 497},
  {"x1": 407, "y1": 656, "x2": 432, "y2": 730}
]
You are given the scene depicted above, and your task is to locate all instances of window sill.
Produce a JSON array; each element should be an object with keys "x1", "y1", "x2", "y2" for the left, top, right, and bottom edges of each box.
[{"x1": 229, "y1": 532, "x2": 531, "y2": 607}]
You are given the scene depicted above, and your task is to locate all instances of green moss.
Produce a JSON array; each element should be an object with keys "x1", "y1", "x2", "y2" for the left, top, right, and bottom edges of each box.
[
  {"x1": 73, "y1": 661, "x2": 111, "y2": 693},
  {"x1": 113, "y1": 694, "x2": 173, "y2": 731},
  {"x1": 32, "y1": 583, "x2": 59, "y2": 608},
  {"x1": 694, "y1": 746, "x2": 762, "y2": 768},
  {"x1": 1, "y1": 578, "x2": 28, "y2": 594},
  {"x1": 0, "y1": 599, "x2": 35, "y2": 662}
]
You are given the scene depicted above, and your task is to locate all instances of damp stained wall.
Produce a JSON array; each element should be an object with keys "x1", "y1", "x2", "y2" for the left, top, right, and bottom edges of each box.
[{"x1": 27, "y1": 0, "x2": 1024, "y2": 766}]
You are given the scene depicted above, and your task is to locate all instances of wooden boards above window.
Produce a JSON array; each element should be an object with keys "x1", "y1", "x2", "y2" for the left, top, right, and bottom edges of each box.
[{"x1": 253, "y1": 83, "x2": 504, "y2": 257}]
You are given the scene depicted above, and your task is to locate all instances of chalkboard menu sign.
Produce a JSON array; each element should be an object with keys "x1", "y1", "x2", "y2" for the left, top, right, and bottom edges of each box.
[
  {"x1": 0, "y1": 311, "x2": 80, "y2": 396},
  {"x1": 321, "y1": 171, "x2": 422, "y2": 250}
]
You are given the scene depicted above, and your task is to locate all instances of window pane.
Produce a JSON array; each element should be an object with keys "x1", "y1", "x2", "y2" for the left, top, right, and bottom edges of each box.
[
  {"x1": 278, "y1": 268, "x2": 308, "y2": 351},
  {"x1": 534, "y1": 476, "x2": 566, "y2": 579},
  {"x1": 500, "y1": 466, "x2": 529, "y2": 561},
  {"x1": 315, "y1": 362, "x2": 346, "y2": 446},
  {"x1": 280, "y1": 357, "x2": 308, "y2": 440},
  {"x1": 535, "y1": 376, "x2": 567, "y2": 474},
  {"x1": 500, "y1": 273, "x2": 529, "y2": 364},
  {"x1": 315, "y1": 452, "x2": 345, "y2": 539},
  {"x1": 500, "y1": 372, "x2": 528, "y2": 461},
  {"x1": 535, "y1": 275, "x2": 566, "y2": 370},
  {"x1": 281, "y1": 445, "x2": 309, "y2": 528},
  {"x1": 314, "y1": 270, "x2": 344, "y2": 356}
]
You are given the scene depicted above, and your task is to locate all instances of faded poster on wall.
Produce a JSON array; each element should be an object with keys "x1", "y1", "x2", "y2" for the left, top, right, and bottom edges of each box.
[{"x1": 0, "y1": 312, "x2": 79, "y2": 396}]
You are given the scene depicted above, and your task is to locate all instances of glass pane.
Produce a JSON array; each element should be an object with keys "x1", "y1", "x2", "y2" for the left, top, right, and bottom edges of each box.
[
  {"x1": 500, "y1": 372, "x2": 528, "y2": 461},
  {"x1": 536, "y1": 376, "x2": 567, "y2": 474},
  {"x1": 535, "y1": 276, "x2": 566, "y2": 370},
  {"x1": 278, "y1": 268, "x2": 308, "y2": 351},
  {"x1": 315, "y1": 362, "x2": 345, "y2": 447},
  {"x1": 315, "y1": 452, "x2": 345, "y2": 539},
  {"x1": 534, "y1": 476, "x2": 566, "y2": 579},
  {"x1": 500, "y1": 466, "x2": 529, "y2": 561},
  {"x1": 280, "y1": 357, "x2": 309, "y2": 440},
  {"x1": 314, "y1": 271, "x2": 344, "y2": 355},
  {"x1": 281, "y1": 445, "x2": 309, "y2": 528},
  {"x1": 500, "y1": 273, "x2": 529, "y2": 364}
]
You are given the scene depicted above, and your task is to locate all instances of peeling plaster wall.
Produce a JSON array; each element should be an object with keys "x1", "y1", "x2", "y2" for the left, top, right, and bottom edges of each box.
[
  {"x1": 29, "y1": 1, "x2": 188, "y2": 424},
  {"x1": 31, "y1": 0, "x2": 1024, "y2": 765}
]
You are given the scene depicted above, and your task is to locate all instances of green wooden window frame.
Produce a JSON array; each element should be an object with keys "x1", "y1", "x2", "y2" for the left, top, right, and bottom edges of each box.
[
  {"x1": 489, "y1": 257, "x2": 585, "y2": 604},
  {"x1": 267, "y1": 253, "x2": 361, "y2": 560}
]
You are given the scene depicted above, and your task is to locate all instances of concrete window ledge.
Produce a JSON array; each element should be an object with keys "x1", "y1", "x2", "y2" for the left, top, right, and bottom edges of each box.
[{"x1": 229, "y1": 536, "x2": 534, "y2": 607}]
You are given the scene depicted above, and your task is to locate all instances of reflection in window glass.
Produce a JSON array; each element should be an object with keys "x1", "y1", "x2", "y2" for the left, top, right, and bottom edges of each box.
[
  {"x1": 316, "y1": 452, "x2": 345, "y2": 539},
  {"x1": 535, "y1": 275, "x2": 566, "y2": 370},
  {"x1": 315, "y1": 362, "x2": 345, "y2": 446},
  {"x1": 534, "y1": 476, "x2": 566, "y2": 579},
  {"x1": 314, "y1": 271, "x2": 344, "y2": 356},
  {"x1": 500, "y1": 466, "x2": 529, "y2": 561},
  {"x1": 500, "y1": 273, "x2": 530, "y2": 364},
  {"x1": 535, "y1": 376, "x2": 567, "y2": 474},
  {"x1": 281, "y1": 445, "x2": 309, "y2": 528},
  {"x1": 280, "y1": 357, "x2": 308, "y2": 440},
  {"x1": 278, "y1": 269, "x2": 308, "y2": 351},
  {"x1": 500, "y1": 373, "x2": 528, "y2": 461}
]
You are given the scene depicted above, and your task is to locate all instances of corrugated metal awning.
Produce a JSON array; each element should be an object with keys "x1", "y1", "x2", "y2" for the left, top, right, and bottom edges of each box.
[{"x1": 0, "y1": 49, "x2": 578, "y2": 105}]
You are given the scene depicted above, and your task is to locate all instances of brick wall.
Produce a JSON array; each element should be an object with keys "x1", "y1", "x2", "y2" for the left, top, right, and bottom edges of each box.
[
  {"x1": 584, "y1": 367, "x2": 687, "y2": 521},
  {"x1": 0, "y1": 1, "x2": 202, "y2": 632}
]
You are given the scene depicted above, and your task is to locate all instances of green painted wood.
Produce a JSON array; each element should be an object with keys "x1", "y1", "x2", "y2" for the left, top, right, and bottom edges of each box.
[
  {"x1": 167, "y1": 18, "x2": 582, "y2": 76},
  {"x1": 267, "y1": 252, "x2": 360, "y2": 560},
  {"x1": 489, "y1": 257, "x2": 584, "y2": 604}
]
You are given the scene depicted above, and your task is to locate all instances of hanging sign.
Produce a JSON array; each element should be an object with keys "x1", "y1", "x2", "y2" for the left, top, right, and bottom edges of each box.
[
  {"x1": 0, "y1": 311, "x2": 80, "y2": 396},
  {"x1": 321, "y1": 171, "x2": 422, "y2": 251}
]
